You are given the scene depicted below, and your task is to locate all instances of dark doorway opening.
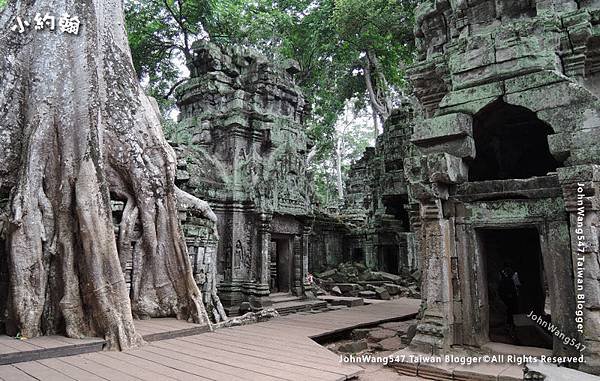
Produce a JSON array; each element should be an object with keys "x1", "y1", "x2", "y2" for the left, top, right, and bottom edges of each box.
[
  {"x1": 480, "y1": 227, "x2": 552, "y2": 349},
  {"x1": 379, "y1": 245, "x2": 400, "y2": 275},
  {"x1": 383, "y1": 195, "x2": 411, "y2": 231},
  {"x1": 468, "y1": 100, "x2": 560, "y2": 181},
  {"x1": 270, "y1": 236, "x2": 292, "y2": 293},
  {"x1": 352, "y1": 248, "x2": 364, "y2": 262}
]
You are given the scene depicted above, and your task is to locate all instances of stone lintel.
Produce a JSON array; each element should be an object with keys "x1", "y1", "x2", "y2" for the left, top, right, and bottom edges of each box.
[{"x1": 412, "y1": 113, "x2": 473, "y2": 145}]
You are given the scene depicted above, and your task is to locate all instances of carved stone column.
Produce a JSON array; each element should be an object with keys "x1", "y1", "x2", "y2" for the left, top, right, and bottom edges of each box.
[
  {"x1": 404, "y1": 150, "x2": 468, "y2": 354},
  {"x1": 246, "y1": 212, "x2": 273, "y2": 308},
  {"x1": 301, "y1": 224, "x2": 315, "y2": 299},
  {"x1": 409, "y1": 198, "x2": 455, "y2": 354},
  {"x1": 292, "y1": 235, "x2": 303, "y2": 297}
]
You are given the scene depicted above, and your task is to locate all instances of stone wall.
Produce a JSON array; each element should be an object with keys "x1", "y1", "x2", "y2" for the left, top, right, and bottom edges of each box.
[{"x1": 405, "y1": 0, "x2": 600, "y2": 373}]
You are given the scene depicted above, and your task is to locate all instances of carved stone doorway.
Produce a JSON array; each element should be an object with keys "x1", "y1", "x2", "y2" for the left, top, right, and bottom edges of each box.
[
  {"x1": 479, "y1": 227, "x2": 552, "y2": 349},
  {"x1": 270, "y1": 235, "x2": 293, "y2": 294}
]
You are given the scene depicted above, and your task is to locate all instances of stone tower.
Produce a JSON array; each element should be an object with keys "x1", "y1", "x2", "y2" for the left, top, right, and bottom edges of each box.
[
  {"x1": 406, "y1": 0, "x2": 600, "y2": 373},
  {"x1": 175, "y1": 41, "x2": 314, "y2": 315}
]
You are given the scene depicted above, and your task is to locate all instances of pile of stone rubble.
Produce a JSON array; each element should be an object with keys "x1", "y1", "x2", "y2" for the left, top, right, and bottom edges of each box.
[
  {"x1": 327, "y1": 320, "x2": 417, "y2": 354},
  {"x1": 314, "y1": 262, "x2": 420, "y2": 300}
]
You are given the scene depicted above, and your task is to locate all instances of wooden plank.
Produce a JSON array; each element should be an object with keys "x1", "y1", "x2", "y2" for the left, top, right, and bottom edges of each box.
[
  {"x1": 59, "y1": 355, "x2": 143, "y2": 381},
  {"x1": 0, "y1": 365, "x2": 37, "y2": 381},
  {"x1": 101, "y1": 351, "x2": 207, "y2": 381},
  {"x1": 208, "y1": 331, "x2": 340, "y2": 362},
  {"x1": 217, "y1": 326, "x2": 321, "y2": 347},
  {"x1": 121, "y1": 349, "x2": 218, "y2": 381},
  {"x1": 231, "y1": 322, "x2": 318, "y2": 337},
  {"x1": 38, "y1": 358, "x2": 107, "y2": 381},
  {"x1": 150, "y1": 338, "x2": 314, "y2": 381},
  {"x1": 80, "y1": 352, "x2": 179, "y2": 381},
  {"x1": 194, "y1": 334, "x2": 361, "y2": 377},
  {"x1": 143, "y1": 343, "x2": 279, "y2": 381},
  {"x1": 0, "y1": 338, "x2": 104, "y2": 366},
  {"x1": 0, "y1": 338, "x2": 43, "y2": 352},
  {"x1": 13, "y1": 361, "x2": 76, "y2": 381},
  {"x1": 176, "y1": 336, "x2": 342, "y2": 381},
  {"x1": 147, "y1": 341, "x2": 281, "y2": 381}
]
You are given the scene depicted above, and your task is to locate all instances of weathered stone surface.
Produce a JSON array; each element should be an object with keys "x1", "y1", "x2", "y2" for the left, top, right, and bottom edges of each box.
[
  {"x1": 338, "y1": 340, "x2": 368, "y2": 353},
  {"x1": 175, "y1": 41, "x2": 314, "y2": 314},
  {"x1": 375, "y1": 336, "x2": 404, "y2": 352},
  {"x1": 412, "y1": 113, "x2": 473, "y2": 144},
  {"x1": 401, "y1": 0, "x2": 600, "y2": 374},
  {"x1": 359, "y1": 291, "x2": 377, "y2": 299},
  {"x1": 375, "y1": 287, "x2": 391, "y2": 300},
  {"x1": 367, "y1": 328, "x2": 397, "y2": 343},
  {"x1": 331, "y1": 286, "x2": 342, "y2": 296},
  {"x1": 379, "y1": 321, "x2": 412, "y2": 334},
  {"x1": 384, "y1": 283, "x2": 402, "y2": 296},
  {"x1": 352, "y1": 328, "x2": 371, "y2": 341}
]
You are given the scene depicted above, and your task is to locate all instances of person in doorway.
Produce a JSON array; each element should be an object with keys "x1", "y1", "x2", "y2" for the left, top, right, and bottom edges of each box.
[{"x1": 499, "y1": 262, "x2": 521, "y2": 329}]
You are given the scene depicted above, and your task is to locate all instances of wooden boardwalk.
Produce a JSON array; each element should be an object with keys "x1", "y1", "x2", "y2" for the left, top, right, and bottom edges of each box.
[{"x1": 0, "y1": 298, "x2": 420, "y2": 381}]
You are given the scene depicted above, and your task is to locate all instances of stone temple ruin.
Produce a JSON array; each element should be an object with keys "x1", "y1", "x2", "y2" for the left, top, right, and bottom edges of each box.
[
  {"x1": 287, "y1": 0, "x2": 600, "y2": 374},
  {"x1": 174, "y1": 41, "x2": 314, "y2": 315},
  {"x1": 399, "y1": 0, "x2": 600, "y2": 374},
  {"x1": 1, "y1": 1, "x2": 599, "y2": 379},
  {"x1": 160, "y1": 0, "x2": 600, "y2": 374}
]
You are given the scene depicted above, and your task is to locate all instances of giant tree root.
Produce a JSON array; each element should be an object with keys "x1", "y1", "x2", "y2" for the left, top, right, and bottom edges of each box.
[{"x1": 0, "y1": 0, "x2": 213, "y2": 349}]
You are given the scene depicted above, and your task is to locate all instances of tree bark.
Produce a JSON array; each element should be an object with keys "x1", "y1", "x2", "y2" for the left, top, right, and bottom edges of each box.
[
  {"x1": 363, "y1": 50, "x2": 391, "y2": 137},
  {"x1": 0, "y1": 0, "x2": 213, "y2": 350},
  {"x1": 335, "y1": 137, "x2": 344, "y2": 203}
]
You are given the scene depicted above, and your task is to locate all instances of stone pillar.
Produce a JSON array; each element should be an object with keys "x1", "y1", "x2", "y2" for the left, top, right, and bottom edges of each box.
[
  {"x1": 292, "y1": 235, "x2": 303, "y2": 297},
  {"x1": 404, "y1": 150, "x2": 467, "y2": 354},
  {"x1": 301, "y1": 225, "x2": 315, "y2": 299},
  {"x1": 409, "y1": 198, "x2": 455, "y2": 354},
  {"x1": 246, "y1": 212, "x2": 273, "y2": 308},
  {"x1": 559, "y1": 165, "x2": 600, "y2": 374}
]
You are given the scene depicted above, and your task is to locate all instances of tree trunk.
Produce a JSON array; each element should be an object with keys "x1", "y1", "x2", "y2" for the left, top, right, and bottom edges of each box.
[
  {"x1": 363, "y1": 50, "x2": 391, "y2": 136},
  {"x1": 0, "y1": 0, "x2": 213, "y2": 350},
  {"x1": 335, "y1": 138, "x2": 344, "y2": 204}
]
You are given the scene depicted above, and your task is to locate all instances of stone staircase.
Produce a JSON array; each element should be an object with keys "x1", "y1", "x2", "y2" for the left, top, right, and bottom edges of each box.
[{"x1": 270, "y1": 293, "x2": 328, "y2": 315}]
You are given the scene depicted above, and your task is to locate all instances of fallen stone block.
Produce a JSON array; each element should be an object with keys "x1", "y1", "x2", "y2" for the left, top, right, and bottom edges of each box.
[
  {"x1": 384, "y1": 283, "x2": 402, "y2": 295},
  {"x1": 374, "y1": 271, "x2": 401, "y2": 283},
  {"x1": 358, "y1": 290, "x2": 377, "y2": 299},
  {"x1": 377, "y1": 336, "x2": 404, "y2": 351},
  {"x1": 338, "y1": 340, "x2": 368, "y2": 353},
  {"x1": 379, "y1": 321, "x2": 412, "y2": 334},
  {"x1": 352, "y1": 328, "x2": 371, "y2": 340},
  {"x1": 318, "y1": 269, "x2": 337, "y2": 278},
  {"x1": 375, "y1": 287, "x2": 391, "y2": 300},
  {"x1": 331, "y1": 286, "x2": 342, "y2": 296},
  {"x1": 367, "y1": 328, "x2": 397, "y2": 342},
  {"x1": 336, "y1": 283, "x2": 360, "y2": 293}
]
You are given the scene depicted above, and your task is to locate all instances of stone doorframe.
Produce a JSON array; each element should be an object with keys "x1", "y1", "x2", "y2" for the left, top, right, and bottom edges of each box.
[{"x1": 456, "y1": 215, "x2": 576, "y2": 353}]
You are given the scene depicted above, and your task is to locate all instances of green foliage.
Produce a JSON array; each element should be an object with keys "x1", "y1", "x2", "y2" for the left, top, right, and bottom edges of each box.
[
  {"x1": 0, "y1": 0, "x2": 6, "y2": 10},
  {"x1": 124, "y1": 0, "x2": 217, "y2": 115}
]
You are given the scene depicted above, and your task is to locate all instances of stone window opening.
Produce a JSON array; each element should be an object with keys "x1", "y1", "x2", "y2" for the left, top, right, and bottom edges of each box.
[
  {"x1": 480, "y1": 227, "x2": 552, "y2": 349},
  {"x1": 468, "y1": 100, "x2": 561, "y2": 182}
]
